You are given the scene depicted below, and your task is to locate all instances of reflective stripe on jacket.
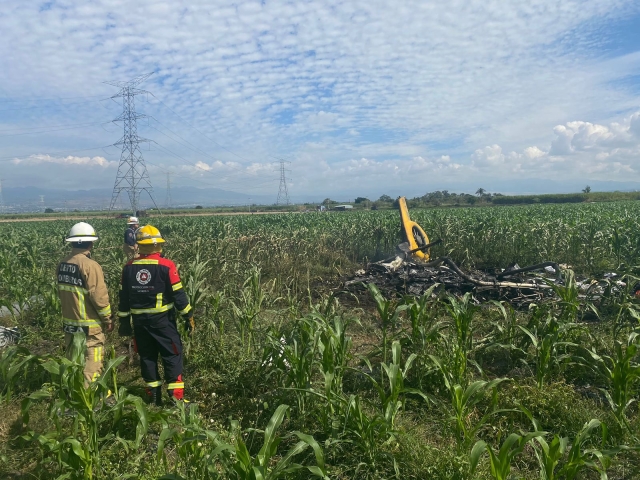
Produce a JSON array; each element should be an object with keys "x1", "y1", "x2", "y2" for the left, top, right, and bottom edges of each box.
[
  {"x1": 57, "y1": 249, "x2": 111, "y2": 328},
  {"x1": 118, "y1": 253, "x2": 192, "y2": 325}
]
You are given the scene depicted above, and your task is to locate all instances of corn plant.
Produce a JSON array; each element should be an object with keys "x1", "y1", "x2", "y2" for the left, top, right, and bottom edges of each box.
[
  {"x1": 20, "y1": 335, "x2": 151, "y2": 480},
  {"x1": 521, "y1": 406, "x2": 627, "y2": 480},
  {"x1": 605, "y1": 279, "x2": 640, "y2": 339},
  {"x1": 0, "y1": 345, "x2": 39, "y2": 402},
  {"x1": 231, "y1": 267, "x2": 272, "y2": 353},
  {"x1": 202, "y1": 290, "x2": 225, "y2": 347},
  {"x1": 280, "y1": 331, "x2": 318, "y2": 414},
  {"x1": 574, "y1": 331, "x2": 640, "y2": 427},
  {"x1": 184, "y1": 247, "x2": 212, "y2": 312},
  {"x1": 431, "y1": 355, "x2": 509, "y2": 447},
  {"x1": 517, "y1": 314, "x2": 578, "y2": 389},
  {"x1": 310, "y1": 296, "x2": 355, "y2": 434},
  {"x1": 445, "y1": 292, "x2": 478, "y2": 385},
  {"x1": 361, "y1": 341, "x2": 430, "y2": 429},
  {"x1": 404, "y1": 287, "x2": 444, "y2": 383},
  {"x1": 470, "y1": 431, "x2": 546, "y2": 480},
  {"x1": 341, "y1": 394, "x2": 394, "y2": 474},
  {"x1": 367, "y1": 283, "x2": 408, "y2": 364},
  {"x1": 224, "y1": 404, "x2": 329, "y2": 480},
  {"x1": 157, "y1": 402, "x2": 220, "y2": 480}
]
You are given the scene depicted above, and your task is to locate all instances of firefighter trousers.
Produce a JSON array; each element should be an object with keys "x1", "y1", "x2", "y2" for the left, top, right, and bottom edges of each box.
[
  {"x1": 123, "y1": 243, "x2": 138, "y2": 261},
  {"x1": 64, "y1": 327, "x2": 105, "y2": 387},
  {"x1": 133, "y1": 318, "x2": 184, "y2": 401}
]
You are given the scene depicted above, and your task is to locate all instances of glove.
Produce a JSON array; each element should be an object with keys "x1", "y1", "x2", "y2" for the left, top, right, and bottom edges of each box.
[
  {"x1": 184, "y1": 315, "x2": 195, "y2": 333},
  {"x1": 118, "y1": 319, "x2": 134, "y2": 337},
  {"x1": 103, "y1": 317, "x2": 115, "y2": 333}
]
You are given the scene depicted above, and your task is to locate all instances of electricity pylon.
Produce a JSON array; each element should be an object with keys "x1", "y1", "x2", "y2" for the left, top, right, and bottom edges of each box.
[
  {"x1": 106, "y1": 73, "x2": 159, "y2": 214},
  {"x1": 276, "y1": 161, "x2": 290, "y2": 205},
  {"x1": 165, "y1": 172, "x2": 173, "y2": 208}
]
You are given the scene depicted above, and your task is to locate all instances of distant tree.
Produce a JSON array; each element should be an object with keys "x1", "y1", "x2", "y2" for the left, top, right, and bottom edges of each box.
[
  {"x1": 467, "y1": 196, "x2": 477, "y2": 205},
  {"x1": 195, "y1": 205, "x2": 203, "y2": 209},
  {"x1": 371, "y1": 202, "x2": 379, "y2": 210},
  {"x1": 378, "y1": 194, "x2": 393, "y2": 203},
  {"x1": 582, "y1": 185, "x2": 591, "y2": 194},
  {"x1": 322, "y1": 198, "x2": 335, "y2": 205},
  {"x1": 45, "y1": 208, "x2": 54, "y2": 213},
  {"x1": 476, "y1": 188, "x2": 486, "y2": 197},
  {"x1": 354, "y1": 197, "x2": 370, "y2": 204}
]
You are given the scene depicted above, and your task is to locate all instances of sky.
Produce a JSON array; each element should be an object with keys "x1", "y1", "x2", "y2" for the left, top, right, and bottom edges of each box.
[{"x1": 0, "y1": 0, "x2": 639, "y2": 203}]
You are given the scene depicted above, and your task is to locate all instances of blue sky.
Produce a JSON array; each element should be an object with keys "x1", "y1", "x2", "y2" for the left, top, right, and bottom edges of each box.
[{"x1": 0, "y1": 0, "x2": 639, "y2": 202}]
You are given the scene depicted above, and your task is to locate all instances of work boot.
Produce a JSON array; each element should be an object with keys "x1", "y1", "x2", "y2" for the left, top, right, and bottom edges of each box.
[
  {"x1": 145, "y1": 386, "x2": 163, "y2": 407},
  {"x1": 167, "y1": 375, "x2": 185, "y2": 404}
]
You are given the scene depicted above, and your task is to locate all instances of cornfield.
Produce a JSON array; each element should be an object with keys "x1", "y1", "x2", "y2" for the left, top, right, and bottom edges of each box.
[{"x1": 1, "y1": 201, "x2": 639, "y2": 479}]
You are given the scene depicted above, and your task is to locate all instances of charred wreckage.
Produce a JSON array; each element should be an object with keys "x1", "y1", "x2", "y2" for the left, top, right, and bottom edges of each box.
[{"x1": 344, "y1": 197, "x2": 631, "y2": 308}]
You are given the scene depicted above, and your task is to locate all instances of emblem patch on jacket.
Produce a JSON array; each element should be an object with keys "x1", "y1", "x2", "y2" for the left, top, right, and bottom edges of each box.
[{"x1": 136, "y1": 269, "x2": 152, "y2": 285}]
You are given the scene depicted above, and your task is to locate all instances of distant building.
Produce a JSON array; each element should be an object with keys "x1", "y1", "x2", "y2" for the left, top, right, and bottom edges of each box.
[{"x1": 332, "y1": 205, "x2": 353, "y2": 211}]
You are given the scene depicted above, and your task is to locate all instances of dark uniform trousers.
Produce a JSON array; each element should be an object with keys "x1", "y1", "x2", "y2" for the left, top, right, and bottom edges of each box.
[
  {"x1": 134, "y1": 317, "x2": 184, "y2": 400},
  {"x1": 119, "y1": 252, "x2": 192, "y2": 404}
]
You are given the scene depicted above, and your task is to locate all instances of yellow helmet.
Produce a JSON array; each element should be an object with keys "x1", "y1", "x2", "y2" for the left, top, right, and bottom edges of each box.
[{"x1": 136, "y1": 225, "x2": 166, "y2": 245}]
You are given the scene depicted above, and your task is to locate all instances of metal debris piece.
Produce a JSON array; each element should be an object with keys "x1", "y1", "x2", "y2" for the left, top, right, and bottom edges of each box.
[
  {"x1": 0, "y1": 326, "x2": 20, "y2": 348},
  {"x1": 344, "y1": 255, "x2": 581, "y2": 308}
]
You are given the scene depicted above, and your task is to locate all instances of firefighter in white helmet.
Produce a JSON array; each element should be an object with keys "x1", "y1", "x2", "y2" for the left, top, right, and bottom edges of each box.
[
  {"x1": 57, "y1": 222, "x2": 113, "y2": 385},
  {"x1": 123, "y1": 216, "x2": 139, "y2": 260}
]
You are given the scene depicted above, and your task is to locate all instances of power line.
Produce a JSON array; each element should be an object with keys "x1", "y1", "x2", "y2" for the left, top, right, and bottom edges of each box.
[
  {"x1": 0, "y1": 99, "x2": 103, "y2": 113},
  {"x1": 106, "y1": 73, "x2": 159, "y2": 215},
  {"x1": 149, "y1": 93, "x2": 256, "y2": 164},
  {"x1": 146, "y1": 119, "x2": 250, "y2": 174},
  {"x1": 0, "y1": 145, "x2": 113, "y2": 162},
  {"x1": 0, "y1": 177, "x2": 4, "y2": 213},
  {"x1": 148, "y1": 124, "x2": 255, "y2": 181},
  {"x1": 0, "y1": 94, "x2": 106, "y2": 103},
  {"x1": 0, "y1": 121, "x2": 108, "y2": 134},
  {"x1": 149, "y1": 141, "x2": 278, "y2": 190},
  {"x1": 0, "y1": 121, "x2": 108, "y2": 137}
]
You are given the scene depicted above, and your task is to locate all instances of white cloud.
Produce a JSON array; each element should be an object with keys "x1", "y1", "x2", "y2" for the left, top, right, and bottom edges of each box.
[
  {"x1": 0, "y1": 0, "x2": 639, "y2": 196},
  {"x1": 11, "y1": 154, "x2": 114, "y2": 167},
  {"x1": 471, "y1": 111, "x2": 640, "y2": 180}
]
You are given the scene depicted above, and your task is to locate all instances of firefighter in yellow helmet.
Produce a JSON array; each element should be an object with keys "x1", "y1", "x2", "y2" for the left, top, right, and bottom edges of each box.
[
  {"x1": 57, "y1": 222, "x2": 113, "y2": 385},
  {"x1": 117, "y1": 225, "x2": 194, "y2": 405}
]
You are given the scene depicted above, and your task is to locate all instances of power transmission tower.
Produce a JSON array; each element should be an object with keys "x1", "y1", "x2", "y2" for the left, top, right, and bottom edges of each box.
[
  {"x1": 105, "y1": 73, "x2": 160, "y2": 215},
  {"x1": 39, "y1": 195, "x2": 45, "y2": 212},
  {"x1": 165, "y1": 172, "x2": 173, "y2": 208},
  {"x1": 0, "y1": 177, "x2": 4, "y2": 214},
  {"x1": 276, "y1": 161, "x2": 291, "y2": 205}
]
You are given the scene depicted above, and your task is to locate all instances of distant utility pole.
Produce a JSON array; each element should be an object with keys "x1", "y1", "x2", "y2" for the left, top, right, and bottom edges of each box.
[
  {"x1": 0, "y1": 177, "x2": 4, "y2": 214},
  {"x1": 276, "y1": 160, "x2": 291, "y2": 205},
  {"x1": 39, "y1": 195, "x2": 45, "y2": 212},
  {"x1": 165, "y1": 172, "x2": 173, "y2": 208},
  {"x1": 106, "y1": 73, "x2": 160, "y2": 214}
]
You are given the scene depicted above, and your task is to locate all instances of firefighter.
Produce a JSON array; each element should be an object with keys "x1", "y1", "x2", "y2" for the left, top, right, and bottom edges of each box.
[
  {"x1": 117, "y1": 225, "x2": 194, "y2": 405},
  {"x1": 57, "y1": 222, "x2": 113, "y2": 385},
  {"x1": 123, "y1": 216, "x2": 139, "y2": 260}
]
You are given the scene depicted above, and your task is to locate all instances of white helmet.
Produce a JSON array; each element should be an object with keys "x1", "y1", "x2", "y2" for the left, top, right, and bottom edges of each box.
[
  {"x1": 65, "y1": 222, "x2": 99, "y2": 243},
  {"x1": 127, "y1": 216, "x2": 139, "y2": 225}
]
